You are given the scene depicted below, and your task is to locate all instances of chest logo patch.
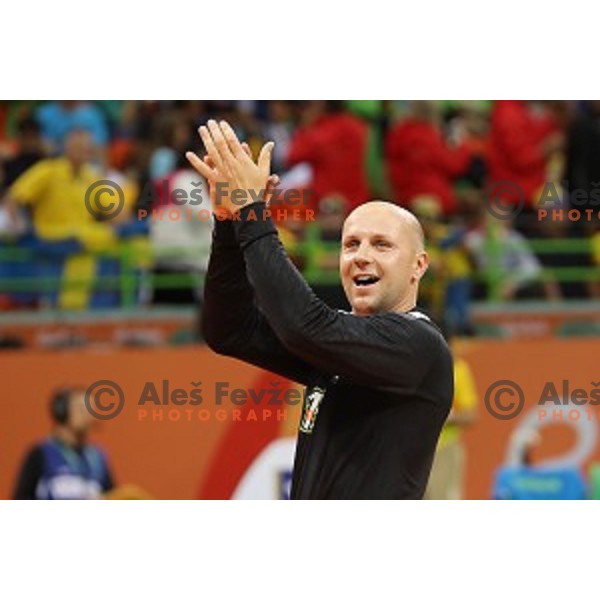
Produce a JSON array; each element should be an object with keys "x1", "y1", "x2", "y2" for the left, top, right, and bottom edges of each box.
[{"x1": 299, "y1": 386, "x2": 326, "y2": 434}]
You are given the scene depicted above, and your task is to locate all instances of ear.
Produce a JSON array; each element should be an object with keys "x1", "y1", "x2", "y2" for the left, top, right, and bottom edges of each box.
[{"x1": 412, "y1": 251, "x2": 429, "y2": 284}]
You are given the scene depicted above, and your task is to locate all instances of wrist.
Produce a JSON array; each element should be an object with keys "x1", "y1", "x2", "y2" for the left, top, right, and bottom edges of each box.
[
  {"x1": 233, "y1": 202, "x2": 276, "y2": 250},
  {"x1": 229, "y1": 197, "x2": 256, "y2": 217}
]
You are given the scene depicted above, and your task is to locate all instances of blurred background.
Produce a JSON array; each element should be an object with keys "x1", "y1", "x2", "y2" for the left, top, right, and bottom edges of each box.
[{"x1": 1, "y1": 100, "x2": 599, "y2": 500}]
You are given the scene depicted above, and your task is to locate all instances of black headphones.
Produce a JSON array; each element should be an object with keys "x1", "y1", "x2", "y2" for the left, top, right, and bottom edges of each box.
[{"x1": 50, "y1": 387, "x2": 73, "y2": 425}]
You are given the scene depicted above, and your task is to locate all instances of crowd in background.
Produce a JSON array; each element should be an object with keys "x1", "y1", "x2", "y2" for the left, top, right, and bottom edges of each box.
[{"x1": 0, "y1": 100, "x2": 599, "y2": 335}]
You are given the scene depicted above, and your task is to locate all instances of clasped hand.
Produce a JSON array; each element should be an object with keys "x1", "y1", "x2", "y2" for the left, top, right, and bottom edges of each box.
[{"x1": 186, "y1": 119, "x2": 277, "y2": 218}]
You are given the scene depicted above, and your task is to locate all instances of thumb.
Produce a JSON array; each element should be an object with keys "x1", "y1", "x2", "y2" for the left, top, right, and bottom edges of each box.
[{"x1": 257, "y1": 141, "x2": 275, "y2": 175}]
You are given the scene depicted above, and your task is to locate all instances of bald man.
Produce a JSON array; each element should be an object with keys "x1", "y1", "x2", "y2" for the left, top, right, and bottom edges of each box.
[{"x1": 190, "y1": 120, "x2": 453, "y2": 499}]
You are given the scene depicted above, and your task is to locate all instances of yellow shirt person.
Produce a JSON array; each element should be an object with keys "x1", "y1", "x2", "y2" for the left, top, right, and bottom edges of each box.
[
  {"x1": 438, "y1": 356, "x2": 478, "y2": 449},
  {"x1": 10, "y1": 157, "x2": 116, "y2": 251},
  {"x1": 7, "y1": 130, "x2": 144, "y2": 311},
  {"x1": 9, "y1": 148, "x2": 121, "y2": 310},
  {"x1": 425, "y1": 353, "x2": 478, "y2": 499}
]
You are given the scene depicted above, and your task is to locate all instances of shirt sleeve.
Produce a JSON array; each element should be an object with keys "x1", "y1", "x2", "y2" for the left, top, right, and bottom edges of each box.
[
  {"x1": 233, "y1": 203, "x2": 444, "y2": 394},
  {"x1": 10, "y1": 160, "x2": 51, "y2": 206},
  {"x1": 201, "y1": 218, "x2": 314, "y2": 385},
  {"x1": 12, "y1": 446, "x2": 43, "y2": 500}
]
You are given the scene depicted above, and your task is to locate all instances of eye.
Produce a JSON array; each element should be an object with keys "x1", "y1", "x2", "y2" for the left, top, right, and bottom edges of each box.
[
  {"x1": 344, "y1": 239, "x2": 359, "y2": 250},
  {"x1": 374, "y1": 239, "x2": 392, "y2": 249}
]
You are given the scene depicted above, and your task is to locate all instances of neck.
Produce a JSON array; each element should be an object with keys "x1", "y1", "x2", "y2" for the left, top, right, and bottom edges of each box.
[
  {"x1": 69, "y1": 159, "x2": 83, "y2": 176},
  {"x1": 54, "y1": 426, "x2": 83, "y2": 448},
  {"x1": 393, "y1": 292, "x2": 418, "y2": 314}
]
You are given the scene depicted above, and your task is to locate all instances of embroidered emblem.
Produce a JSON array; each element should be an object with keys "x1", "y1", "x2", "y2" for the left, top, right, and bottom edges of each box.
[{"x1": 299, "y1": 386, "x2": 326, "y2": 434}]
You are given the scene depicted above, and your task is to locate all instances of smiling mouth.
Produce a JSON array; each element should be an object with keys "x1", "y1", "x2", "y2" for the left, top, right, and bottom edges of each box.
[{"x1": 352, "y1": 274, "x2": 380, "y2": 288}]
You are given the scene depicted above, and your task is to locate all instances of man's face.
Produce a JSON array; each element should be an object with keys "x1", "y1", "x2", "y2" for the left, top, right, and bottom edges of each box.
[
  {"x1": 67, "y1": 392, "x2": 94, "y2": 436},
  {"x1": 64, "y1": 130, "x2": 94, "y2": 165},
  {"x1": 340, "y1": 206, "x2": 425, "y2": 316}
]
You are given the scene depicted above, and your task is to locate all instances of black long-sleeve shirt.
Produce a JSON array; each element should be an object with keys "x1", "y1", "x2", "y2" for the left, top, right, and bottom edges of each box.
[{"x1": 202, "y1": 203, "x2": 453, "y2": 499}]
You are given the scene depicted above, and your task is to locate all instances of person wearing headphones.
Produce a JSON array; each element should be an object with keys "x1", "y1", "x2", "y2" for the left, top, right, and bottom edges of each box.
[{"x1": 12, "y1": 386, "x2": 115, "y2": 500}]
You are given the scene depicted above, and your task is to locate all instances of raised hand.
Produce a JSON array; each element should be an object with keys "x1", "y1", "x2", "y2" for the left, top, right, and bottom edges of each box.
[{"x1": 186, "y1": 120, "x2": 275, "y2": 216}]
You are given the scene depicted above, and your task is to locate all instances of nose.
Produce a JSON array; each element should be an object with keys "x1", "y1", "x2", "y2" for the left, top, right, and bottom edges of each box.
[{"x1": 353, "y1": 241, "x2": 373, "y2": 268}]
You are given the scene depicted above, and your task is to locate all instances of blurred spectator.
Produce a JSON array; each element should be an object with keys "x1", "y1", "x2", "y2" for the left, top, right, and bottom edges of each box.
[
  {"x1": 425, "y1": 337, "x2": 478, "y2": 499},
  {"x1": 412, "y1": 195, "x2": 474, "y2": 335},
  {"x1": 263, "y1": 101, "x2": 295, "y2": 174},
  {"x1": 304, "y1": 195, "x2": 350, "y2": 310},
  {"x1": 0, "y1": 117, "x2": 45, "y2": 191},
  {"x1": 149, "y1": 116, "x2": 194, "y2": 182},
  {"x1": 347, "y1": 100, "x2": 391, "y2": 197},
  {"x1": 310, "y1": 195, "x2": 348, "y2": 272},
  {"x1": 36, "y1": 101, "x2": 109, "y2": 153},
  {"x1": 13, "y1": 387, "x2": 115, "y2": 499},
  {"x1": 3, "y1": 130, "x2": 142, "y2": 309},
  {"x1": 287, "y1": 100, "x2": 370, "y2": 211},
  {"x1": 386, "y1": 101, "x2": 472, "y2": 215},
  {"x1": 274, "y1": 207, "x2": 307, "y2": 272},
  {"x1": 446, "y1": 101, "x2": 490, "y2": 189},
  {"x1": 465, "y1": 206, "x2": 560, "y2": 301},
  {"x1": 5, "y1": 130, "x2": 116, "y2": 244},
  {"x1": 488, "y1": 101, "x2": 562, "y2": 214},
  {"x1": 148, "y1": 166, "x2": 212, "y2": 304}
]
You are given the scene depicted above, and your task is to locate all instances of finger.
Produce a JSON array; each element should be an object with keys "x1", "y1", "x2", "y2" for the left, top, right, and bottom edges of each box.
[
  {"x1": 203, "y1": 155, "x2": 216, "y2": 170},
  {"x1": 185, "y1": 151, "x2": 214, "y2": 180},
  {"x1": 207, "y1": 119, "x2": 236, "y2": 166},
  {"x1": 257, "y1": 141, "x2": 275, "y2": 176},
  {"x1": 198, "y1": 124, "x2": 225, "y2": 171},
  {"x1": 219, "y1": 120, "x2": 249, "y2": 161},
  {"x1": 241, "y1": 142, "x2": 253, "y2": 159},
  {"x1": 264, "y1": 174, "x2": 280, "y2": 206}
]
